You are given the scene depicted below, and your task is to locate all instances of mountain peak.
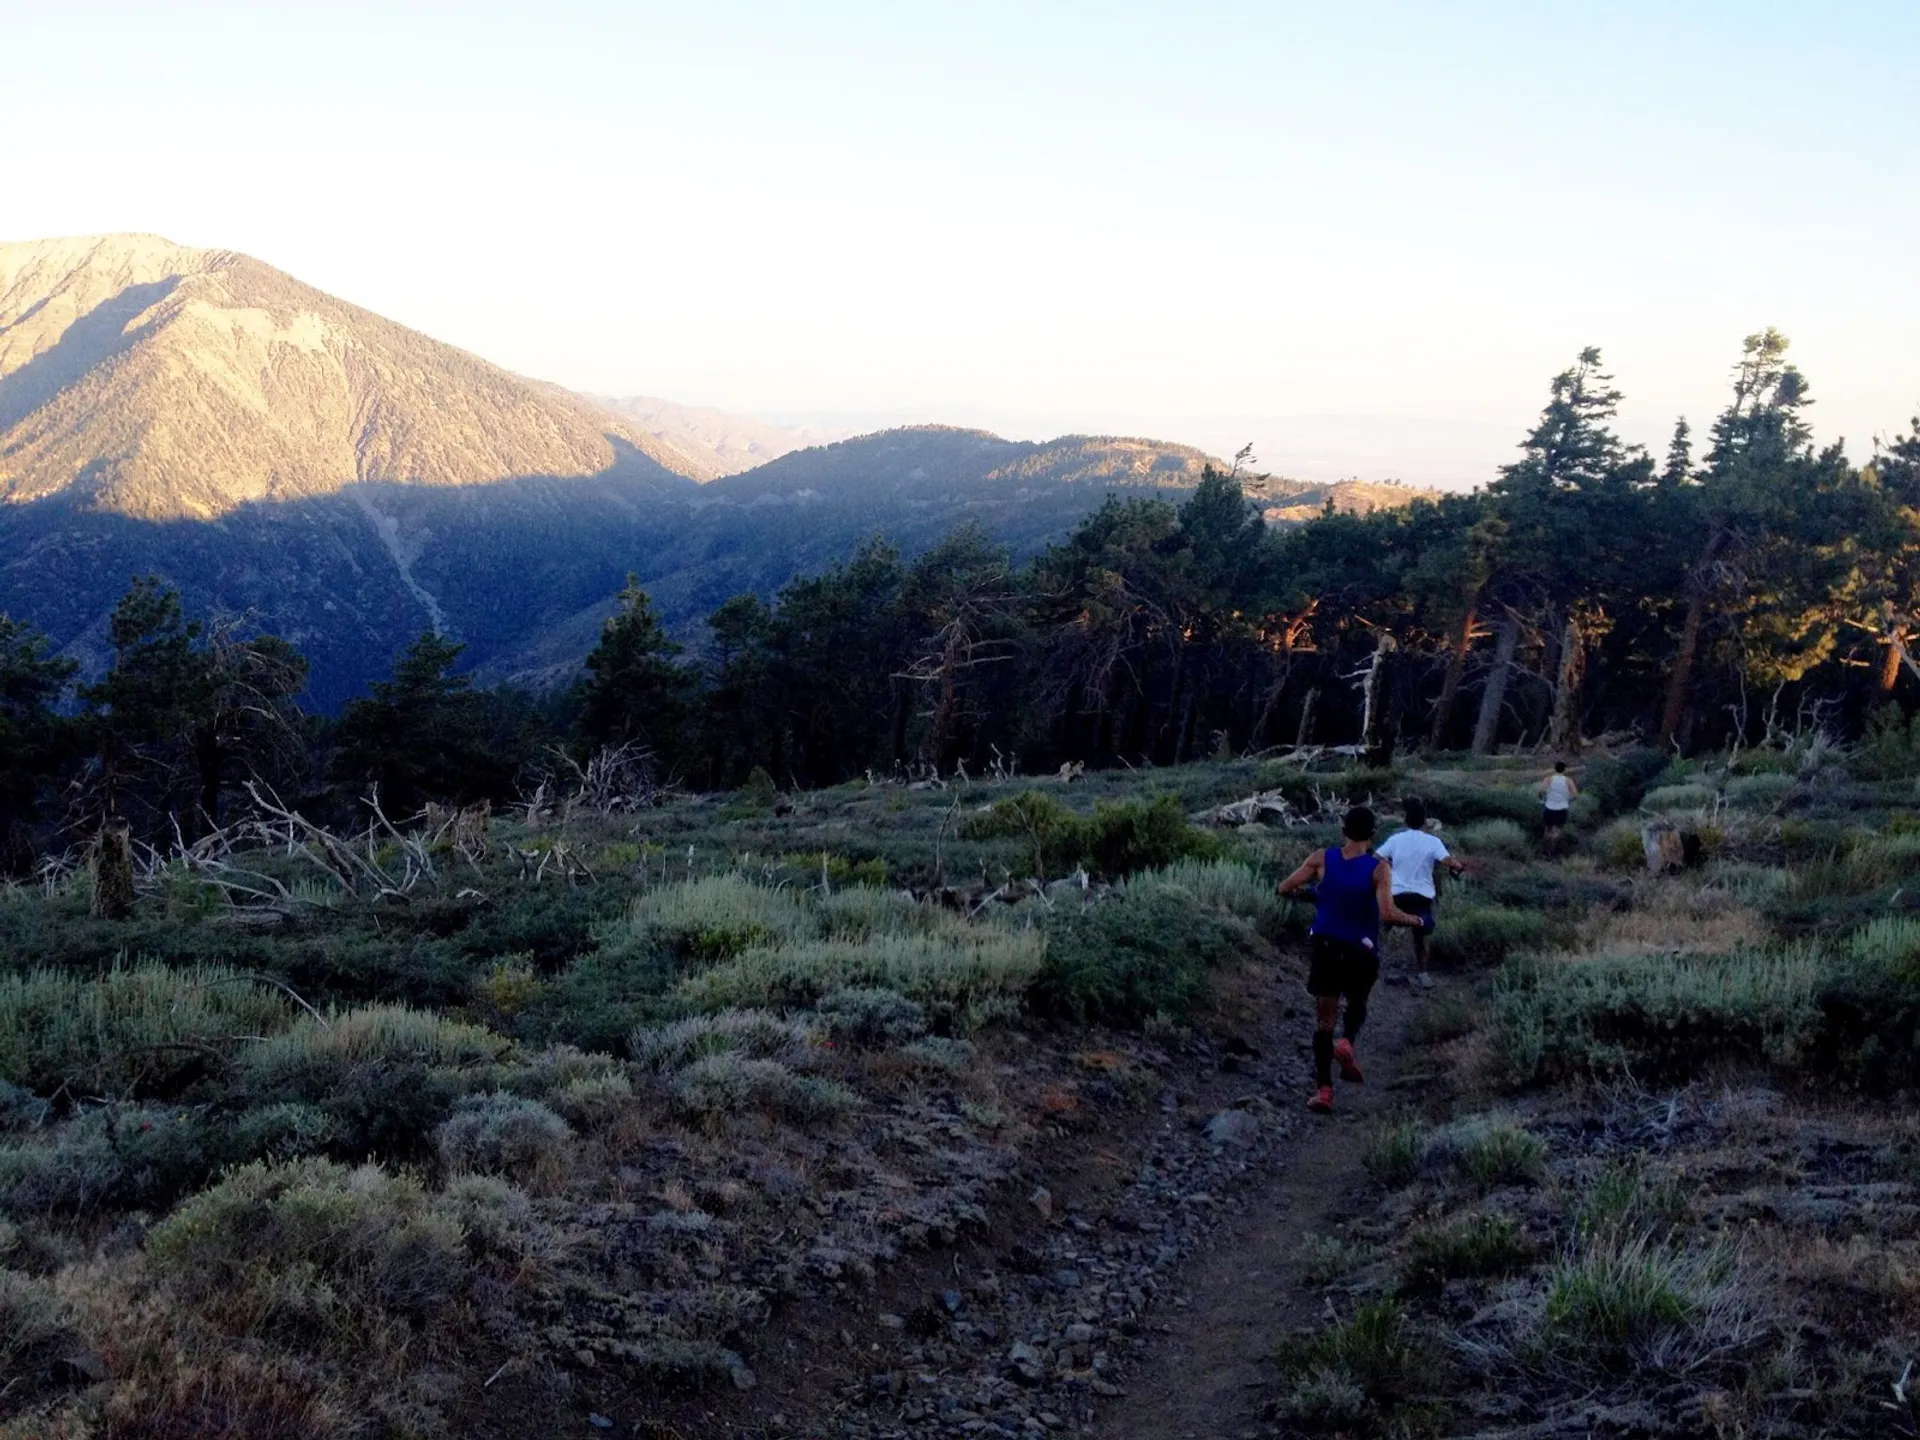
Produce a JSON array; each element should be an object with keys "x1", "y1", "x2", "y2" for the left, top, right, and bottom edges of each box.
[{"x1": 0, "y1": 234, "x2": 696, "y2": 519}]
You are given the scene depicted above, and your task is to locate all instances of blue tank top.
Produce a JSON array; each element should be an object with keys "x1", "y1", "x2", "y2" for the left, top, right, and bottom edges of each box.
[{"x1": 1313, "y1": 846, "x2": 1381, "y2": 949}]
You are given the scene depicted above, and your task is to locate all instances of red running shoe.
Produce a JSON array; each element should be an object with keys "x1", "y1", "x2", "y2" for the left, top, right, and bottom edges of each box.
[
  {"x1": 1333, "y1": 1038, "x2": 1364, "y2": 1084},
  {"x1": 1307, "y1": 1086, "x2": 1334, "y2": 1113}
]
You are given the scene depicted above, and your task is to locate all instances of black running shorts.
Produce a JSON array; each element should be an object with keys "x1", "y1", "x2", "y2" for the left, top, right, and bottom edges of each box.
[
  {"x1": 1541, "y1": 806, "x2": 1568, "y2": 832},
  {"x1": 1394, "y1": 892, "x2": 1434, "y2": 927},
  {"x1": 1307, "y1": 935, "x2": 1380, "y2": 1000}
]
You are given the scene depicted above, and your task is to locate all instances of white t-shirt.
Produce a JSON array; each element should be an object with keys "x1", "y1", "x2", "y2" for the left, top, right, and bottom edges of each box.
[
  {"x1": 1374, "y1": 829, "x2": 1453, "y2": 900},
  {"x1": 1543, "y1": 774, "x2": 1573, "y2": 811}
]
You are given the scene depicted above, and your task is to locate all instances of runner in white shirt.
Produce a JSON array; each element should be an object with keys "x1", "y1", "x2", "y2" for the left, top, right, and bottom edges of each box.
[
  {"x1": 1536, "y1": 761, "x2": 1579, "y2": 856},
  {"x1": 1373, "y1": 796, "x2": 1467, "y2": 989}
]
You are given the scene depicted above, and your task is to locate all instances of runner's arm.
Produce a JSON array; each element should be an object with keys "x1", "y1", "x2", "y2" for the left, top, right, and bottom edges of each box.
[
  {"x1": 1375, "y1": 861, "x2": 1424, "y2": 927},
  {"x1": 1276, "y1": 850, "x2": 1325, "y2": 896}
]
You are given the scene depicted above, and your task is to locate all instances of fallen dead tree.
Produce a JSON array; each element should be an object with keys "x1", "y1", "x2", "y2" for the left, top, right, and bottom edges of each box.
[
  {"x1": 521, "y1": 743, "x2": 671, "y2": 825},
  {"x1": 1192, "y1": 779, "x2": 1364, "y2": 828}
]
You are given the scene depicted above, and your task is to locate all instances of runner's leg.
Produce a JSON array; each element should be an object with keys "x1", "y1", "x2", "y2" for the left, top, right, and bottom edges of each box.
[
  {"x1": 1342, "y1": 948, "x2": 1381, "y2": 1044},
  {"x1": 1396, "y1": 893, "x2": 1432, "y2": 980},
  {"x1": 1313, "y1": 995, "x2": 1339, "y2": 1086}
]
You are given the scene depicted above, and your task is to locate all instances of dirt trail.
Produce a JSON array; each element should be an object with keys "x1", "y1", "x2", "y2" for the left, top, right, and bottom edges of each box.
[{"x1": 1087, "y1": 978, "x2": 1416, "y2": 1440}]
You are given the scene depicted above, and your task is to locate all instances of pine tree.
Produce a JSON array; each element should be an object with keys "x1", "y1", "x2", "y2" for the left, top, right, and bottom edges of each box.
[{"x1": 577, "y1": 578, "x2": 692, "y2": 765}]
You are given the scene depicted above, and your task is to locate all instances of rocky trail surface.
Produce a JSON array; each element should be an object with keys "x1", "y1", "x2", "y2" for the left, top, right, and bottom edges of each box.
[{"x1": 615, "y1": 956, "x2": 1418, "y2": 1440}]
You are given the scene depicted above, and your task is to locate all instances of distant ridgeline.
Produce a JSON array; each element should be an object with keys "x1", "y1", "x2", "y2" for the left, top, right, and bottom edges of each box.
[{"x1": 0, "y1": 427, "x2": 1318, "y2": 710}]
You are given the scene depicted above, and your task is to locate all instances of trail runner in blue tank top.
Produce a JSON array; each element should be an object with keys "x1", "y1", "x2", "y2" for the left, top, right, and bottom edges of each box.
[{"x1": 1275, "y1": 805, "x2": 1428, "y2": 1114}]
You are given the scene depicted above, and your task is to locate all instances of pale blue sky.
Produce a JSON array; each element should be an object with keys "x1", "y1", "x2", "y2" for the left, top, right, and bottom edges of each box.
[{"x1": 4, "y1": 1, "x2": 1915, "y2": 484}]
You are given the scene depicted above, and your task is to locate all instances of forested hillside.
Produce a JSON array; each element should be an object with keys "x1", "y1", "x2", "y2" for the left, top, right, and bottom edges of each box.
[{"x1": 1, "y1": 330, "x2": 1915, "y2": 863}]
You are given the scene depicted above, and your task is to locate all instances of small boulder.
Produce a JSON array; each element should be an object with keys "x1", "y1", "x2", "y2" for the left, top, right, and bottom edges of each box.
[
  {"x1": 1204, "y1": 1109, "x2": 1263, "y2": 1149},
  {"x1": 1007, "y1": 1341, "x2": 1046, "y2": 1384}
]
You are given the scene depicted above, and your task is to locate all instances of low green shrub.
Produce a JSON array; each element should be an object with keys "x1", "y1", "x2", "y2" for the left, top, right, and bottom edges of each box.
[
  {"x1": 1774, "y1": 818, "x2": 1853, "y2": 861},
  {"x1": 0, "y1": 962, "x2": 292, "y2": 1096},
  {"x1": 812, "y1": 987, "x2": 928, "y2": 1047},
  {"x1": 672, "y1": 1055, "x2": 857, "y2": 1122},
  {"x1": 0, "y1": 1268, "x2": 78, "y2": 1391},
  {"x1": 961, "y1": 790, "x2": 1086, "y2": 875},
  {"x1": 1084, "y1": 794, "x2": 1224, "y2": 875},
  {"x1": 1642, "y1": 782, "x2": 1715, "y2": 812},
  {"x1": 1269, "y1": 1367, "x2": 1366, "y2": 1428},
  {"x1": 1451, "y1": 819, "x2": 1532, "y2": 859},
  {"x1": 1595, "y1": 818, "x2": 1648, "y2": 870},
  {"x1": 1473, "y1": 865, "x2": 1624, "y2": 915},
  {"x1": 1724, "y1": 773, "x2": 1795, "y2": 808},
  {"x1": 1729, "y1": 746, "x2": 1799, "y2": 776},
  {"x1": 1275, "y1": 1298, "x2": 1414, "y2": 1423},
  {"x1": 816, "y1": 887, "x2": 948, "y2": 942},
  {"x1": 1405, "y1": 990, "x2": 1478, "y2": 1046},
  {"x1": 1401, "y1": 1212, "x2": 1531, "y2": 1291},
  {"x1": 1573, "y1": 1157, "x2": 1689, "y2": 1241},
  {"x1": 1420, "y1": 781, "x2": 1542, "y2": 828},
  {"x1": 1850, "y1": 702, "x2": 1920, "y2": 781},
  {"x1": 1332, "y1": 765, "x2": 1400, "y2": 799},
  {"x1": 615, "y1": 875, "x2": 815, "y2": 966},
  {"x1": 1490, "y1": 948, "x2": 1821, "y2": 1085},
  {"x1": 1127, "y1": 858, "x2": 1285, "y2": 937},
  {"x1": 147, "y1": 1159, "x2": 465, "y2": 1351},
  {"x1": 229, "y1": 1102, "x2": 343, "y2": 1164},
  {"x1": 1362, "y1": 1120, "x2": 1424, "y2": 1189},
  {"x1": 1031, "y1": 886, "x2": 1245, "y2": 1024},
  {"x1": 438, "y1": 1174, "x2": 543, "y2": 1262},
  {"x1": 1579, "y1": 747, "x2": 1670, "y2": 819},
  {"x1": 0, "y1": 1104, "x2": 214, "y2": 1215},
  {"x1": 742, "y1": 765, "x2": 779, "y2": 809},
  {"x1": 897, "y1": 1036, "x2": 974, "y2": 1072},
  {"x1": 631, "y1": 1010, "x2": 812, "y2": 1071},
  {"x1": 1430, "y1": 904, "x2": 1552, "y2": 967},
  {"x1": 677, "y1": 928, "x2": 1043, "y2": 1013},
  {"x1": 444, "y1": 882, "x2": 623, "y2": 969},
  {"x1": 1540, "y1": 1230, "x2": 1735, "y2": 1371},
  {"x1": 434, "y1": 1093, "x2": 571, "y2": 1182},
  {"x1": 242, "y1": 1006, "x2": 510, "y2": 1083},
  {"x1": 1299, "y1": 1233, "x2": 1383, "y2": 1287},
  {"x1": 961, "y1": 792, "x2": 1220, "y2": 878},
  {"x1": 237, "y1": 1006, "x2": 513, "y2": 1156},
  {"x1": 1818, "y1": 917, "x2": 1920, "y2": 1091},
  {"x1": 1423, "y1": 1116, "x2": 1546, "y2": 1190},
  {"x1": 469, "y1": 956, "x2": 545, "y2": 1030}
]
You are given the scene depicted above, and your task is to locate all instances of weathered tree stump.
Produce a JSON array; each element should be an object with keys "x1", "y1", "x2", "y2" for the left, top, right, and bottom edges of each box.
[
  {"x1": 91, "y1": 816, "x2": 136, "y2": 920},
  {"x1": 1641, "y1": 819, "x2": 1685, "y2": 876}
]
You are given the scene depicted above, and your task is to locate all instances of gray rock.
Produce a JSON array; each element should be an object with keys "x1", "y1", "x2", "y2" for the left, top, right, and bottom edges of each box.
[
  {"x1": 1006, "y1": 1341, "x2": 1046, "y2": 1384},
  {"x1": 1204, "y1": 1108, "x2": 1264, "y2": 1148}
]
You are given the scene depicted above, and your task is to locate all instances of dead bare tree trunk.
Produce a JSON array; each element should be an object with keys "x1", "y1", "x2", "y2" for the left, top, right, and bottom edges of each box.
[
  {"x1": 1544, "y1": 616, "x2": 1585, "y2": 756},
  {"x1": 91, "y1": 816, "x2": 136, "y2": 920},
  {"x1": 1250, "y1": 659, "x2": 1292, "y2": 748},
  {"x1": 1361, "y1": 633, "x2": 1397, "y2": 765},
  {"x1": 1428, "y1": 604, "x2": 1477, "y2": 749},
  {"x1": 930, "y1": 615, "x2": 966, "y2": 766},
  {"x1": 1470, "y1": 615, "x2": 1519, "y2": 757},
  {"x1": 1295, "y1": 686, "x2": 1320, "y2": 750}
]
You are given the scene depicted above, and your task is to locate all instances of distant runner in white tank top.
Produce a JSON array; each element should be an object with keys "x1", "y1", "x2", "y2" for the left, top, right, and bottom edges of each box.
[{"x1": 1537, "y1": 761, "x2": 1578, "y2": 856}]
